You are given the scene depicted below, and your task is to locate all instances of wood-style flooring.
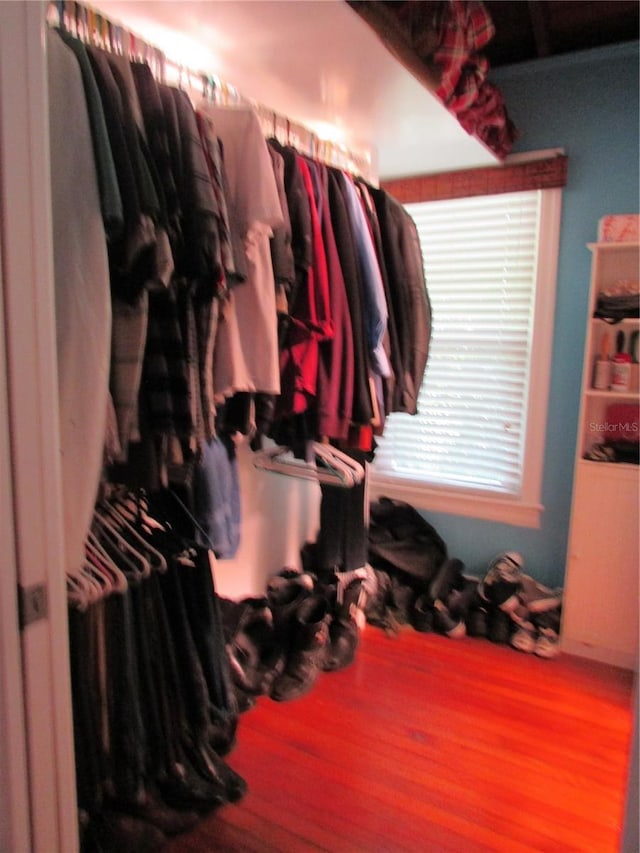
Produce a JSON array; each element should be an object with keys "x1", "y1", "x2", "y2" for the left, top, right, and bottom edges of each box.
[{"x1": 165, "y1": 626, "x2": 635, "y2": 853}]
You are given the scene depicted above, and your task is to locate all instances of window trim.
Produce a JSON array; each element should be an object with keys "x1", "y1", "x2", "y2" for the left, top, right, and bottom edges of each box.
[
  {"x1": 368, "y1": 183, "x2": 563, "y2": 529},
  {"x1": 382, "y1": 151, "x2": 568, "y2": 203}
]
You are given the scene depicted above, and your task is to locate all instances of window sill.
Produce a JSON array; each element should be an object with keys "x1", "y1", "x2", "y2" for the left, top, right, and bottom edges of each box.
[{"x1": 367, "y1": 473, "x2": 543, "y2": 529}]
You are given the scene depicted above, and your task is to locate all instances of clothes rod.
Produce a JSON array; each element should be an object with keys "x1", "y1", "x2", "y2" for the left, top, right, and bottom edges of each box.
[{"x1": 48, "y1": 0, "x2": 377, "y2": 181}]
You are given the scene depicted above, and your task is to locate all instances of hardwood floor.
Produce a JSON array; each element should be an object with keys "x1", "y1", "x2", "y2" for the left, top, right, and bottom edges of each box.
[{"x1": 165, "y1": 626, "x2": 635, "y2": 853}]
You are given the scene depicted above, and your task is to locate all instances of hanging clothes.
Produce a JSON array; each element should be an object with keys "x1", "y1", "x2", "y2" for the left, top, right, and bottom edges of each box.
[
  {"x1": 276, "y1": 153, "x2": 334, "y2": 420},
  {"x1": 198, "y1": 103, "x2": 284, "y2": 402},
  {"x1": 49, "y1": 9, "x2": 434, "y2": 552},
  {"x1": 326, "y1": 166, "x2": 374, "y2": 430},
  {"x1": 339, "y1": 172, "x2": 391, "y2": 383},
  {"x1": 47, "y1": 10, "x2": 440, "y2": 853},
  {"x1": 48, "y1": 28, "x2": 112, "y2": 574},
  {"x1": 313, "y1": 161, "x2": 355, "y2": 442},
  {"x1": 369, "y1": 187, "x2": 433, "y2": 415},
  {"x1": 68, "y1": 494, "x2": 246, "y2": 848}
]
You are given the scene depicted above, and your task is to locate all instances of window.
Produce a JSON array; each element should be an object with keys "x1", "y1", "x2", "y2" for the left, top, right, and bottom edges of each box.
[{"x1": 370, "y1": 187, "x2": 562, "y2": 528}]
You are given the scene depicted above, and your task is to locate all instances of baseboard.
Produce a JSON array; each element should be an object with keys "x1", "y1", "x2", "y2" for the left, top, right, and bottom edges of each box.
[{"x1": 560, "y1": 637, "x2": 638, "y2": 672}]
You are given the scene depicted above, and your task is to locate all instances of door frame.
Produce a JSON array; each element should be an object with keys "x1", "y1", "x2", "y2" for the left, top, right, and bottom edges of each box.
[
  {"x1": 0, "y1": 3, "x2": 78, "y2": 851},
  {"x1": 0, "y1": 206, "x2": 31, "y2": 853}
]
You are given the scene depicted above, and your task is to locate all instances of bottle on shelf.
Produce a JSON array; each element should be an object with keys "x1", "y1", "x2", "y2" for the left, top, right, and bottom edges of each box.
[
  {"x1": 610, "y1": 332, "x2": 632, "y2": 391},
  {"x1": 592, "y1": 329, "x2": 611, "y2": 390}
]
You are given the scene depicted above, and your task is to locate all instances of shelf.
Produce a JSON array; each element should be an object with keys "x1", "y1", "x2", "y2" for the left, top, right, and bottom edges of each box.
[
  {"x1": 564, "y1": 231, "x2": 639, "y2": 668},
  {"x1": 591, "y1": 317, "x2": 639, "y2": 325},
  {"x1": 584, "y1": 388, "x2": 639, "y2": 399},
  {"x1": 584, "y1": 388, "x2": 639, "y2": 400},
  {"x1": 588, "y1": 240, "x2": 640, "y2": 251}
]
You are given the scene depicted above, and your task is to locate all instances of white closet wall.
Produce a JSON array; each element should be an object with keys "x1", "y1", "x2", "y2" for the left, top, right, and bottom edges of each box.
[{"x1": 215, "y1": 442, "x2": 321, "y2": 598}]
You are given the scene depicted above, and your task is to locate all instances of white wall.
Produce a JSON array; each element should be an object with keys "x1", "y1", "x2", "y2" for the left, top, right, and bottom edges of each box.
[{"x1": 214, "y1": 440, "x2": 321, "y2": 599}]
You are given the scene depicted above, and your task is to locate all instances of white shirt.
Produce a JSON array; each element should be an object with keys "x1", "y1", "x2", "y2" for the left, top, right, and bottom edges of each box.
[{"x1": 198, "y1": 104, "x2": 284, "y2": 400}]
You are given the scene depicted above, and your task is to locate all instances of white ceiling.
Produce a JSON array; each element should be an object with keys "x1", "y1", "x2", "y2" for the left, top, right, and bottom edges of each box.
[{"x1": 92, "y1": 0, "x2": 498, "y2": 180}]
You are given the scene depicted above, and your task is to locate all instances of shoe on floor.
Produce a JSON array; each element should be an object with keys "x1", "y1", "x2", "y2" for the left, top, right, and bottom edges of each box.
[
  {"x1": 535, "y1": 627, "x2": 560, "y2": 659},
  {"x1": 511, "y1": 625, "x2": 536, "y2": 654},
  {"x1": 466, "y1": 605, "x2": 489, "y2": 638},
  {"x1": 432, "y1": 599, "x2": 466, "y2": 639},
  {"x1": 487, "y1": 609, "x2": 513, "y2": 644},
  {"x1": 410, "y1": 594, "x2": 434, "y2": 633},
  {"x1": 518, "y1": 574, "x2": 563, "y2": 613}
]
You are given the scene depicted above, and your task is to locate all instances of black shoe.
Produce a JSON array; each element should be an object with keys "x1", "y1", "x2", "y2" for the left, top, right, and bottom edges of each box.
[
  {"x1": 227, "y1": 602, "x2": 281, "y2": 696},
  {"x1": 363, "y1": 568, "x2": 394, "y2": 628},
  {"x1": 389, "y1": 575, "x2": 417, "y2": 624},
  {"x1": 479, "y1": 552, "x2": 523, "y2": 612},
  {"x1": 410, "y1": 594, "x2": 434, "y2": 633},
  {"x1": 112, "y1": 791, "x2": 200, "y2": 837},
  {"x1": 487, "y1": 609, "x2": 513, "y2": 644},
  {"x1": 84, "y1": 810, "x2": 166, "y2": 852},
  {"x1": 486, "y1": 578, "x2": 521, "y2": 611},
  {"x1": 322, "y1": 616, "x2": 359, "y2": 671},
  {"x1": 429, "y1": 558, "x2": 465, "y2": 605},
  {"x1": 519, "y1": 576, "x2": 563, "y2": 615},
  {"x1": 447, "y1": 576, "x2": 481, "y2": 620},
  {"x1": 270, "y1": 594, "x2": 330, "y2": 702},
  {"x1": 533, "y1": 606, "x2": 562, "y2": 634},
  {"x1": 466, "y1": 605, "x2": 489, "y2": 638},
  {"x1": 218, "y1": 595, "x2": 269, "y2": 640},
  {"x1": 266, "y1": 569, "x2": 315, "y2": 606},
  {"x1": 432, "y1": 599, "x2": 466, "y2": 638},
  {"x1": 267, "y1": 576, "x2": 314, "y2": 624},
  {"x1": 322, "y1": 576, "x2": 363, "y2": 671}
]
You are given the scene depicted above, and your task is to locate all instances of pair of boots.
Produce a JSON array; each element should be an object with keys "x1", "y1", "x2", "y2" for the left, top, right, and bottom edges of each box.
[
  {"x1": 361, "y1": 558, "x2": 471, "y2": 639},
  {"x1": 470, "y1": 550, "x2": 525, "y2": 644},
  {"x1": 507, "y1": 574, "x2": 563, "y2": 658},
  {"x1": 410, "y1": 558, "x2": 469, "y2": 638},
  {"x1": 269, "y1": 567, "x2": 370, "y2": 700},
  {"x1": 475, "y1": 552, "x2": 563, "y2": 657},
  {"x1": 224, "y1": 567, "x2": 366, "y2": 704}
]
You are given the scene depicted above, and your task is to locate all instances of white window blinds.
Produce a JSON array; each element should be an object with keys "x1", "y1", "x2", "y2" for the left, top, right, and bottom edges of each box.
[{"x1": 373, "y1": 190, "x2": 543, "y2": 497}]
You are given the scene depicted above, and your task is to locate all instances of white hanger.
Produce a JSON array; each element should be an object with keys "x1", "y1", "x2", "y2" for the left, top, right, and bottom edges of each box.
[
  {"x1": 252, "y1": 441, "x2": 365, "y2": 487},
  {"x1": 112, "y1": 491, "x2": 166, "y2": 532},
  {"x1": 67, "y1": 568, "x2": 98, "y2": 611},
  {"x1": 92, "y1": 510, "x2": 152, "y2": 580},
  {"x1": 313, "y1": 442, "x2": 365, "y2": 486},
  {"x1": 101, "y1": 500, "x2": 168, "y2": 573},
  {"x1": 86, "y1": 532, "x2": 129, "y2": 594}
]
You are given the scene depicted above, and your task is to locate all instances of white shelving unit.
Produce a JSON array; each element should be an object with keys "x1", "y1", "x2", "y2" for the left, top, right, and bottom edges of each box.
[{"x1": 562, "y1": 238, "x2": 639, "y2": 669}]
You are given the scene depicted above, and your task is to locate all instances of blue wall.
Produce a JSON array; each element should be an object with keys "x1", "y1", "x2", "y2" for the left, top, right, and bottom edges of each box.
[{"x1": 421, "y1": 42, "x2": 640, "y2": 586}]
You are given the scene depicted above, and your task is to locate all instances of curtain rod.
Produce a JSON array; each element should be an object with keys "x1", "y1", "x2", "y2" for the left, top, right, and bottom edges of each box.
[{"x1": 48, "y1": 0, "x2": 376, "y2": 181}]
